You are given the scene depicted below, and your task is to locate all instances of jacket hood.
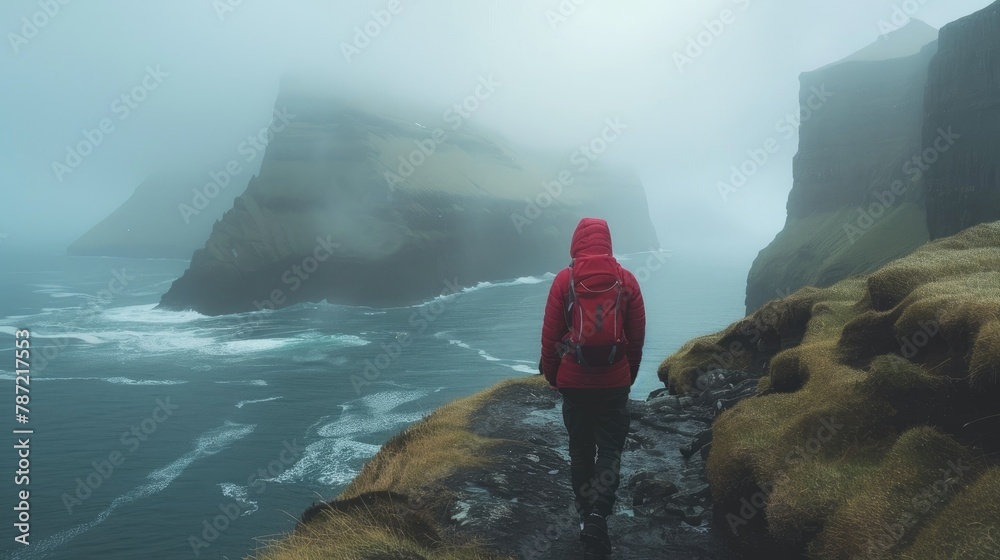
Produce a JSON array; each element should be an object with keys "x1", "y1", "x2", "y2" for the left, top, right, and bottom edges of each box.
[{"x1": 570, "y1": 217, "x2": 613, "y2": 258}]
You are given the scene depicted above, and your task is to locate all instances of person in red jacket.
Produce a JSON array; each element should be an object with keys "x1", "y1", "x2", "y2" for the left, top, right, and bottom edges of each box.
[{"x1": 540, "y1": 217, "x2": 646, "y2": 555}]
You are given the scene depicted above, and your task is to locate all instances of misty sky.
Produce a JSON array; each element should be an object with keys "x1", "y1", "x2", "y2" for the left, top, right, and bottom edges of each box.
[{"x1": 1, "y1": 0, "x2": 994, "y2": 264}]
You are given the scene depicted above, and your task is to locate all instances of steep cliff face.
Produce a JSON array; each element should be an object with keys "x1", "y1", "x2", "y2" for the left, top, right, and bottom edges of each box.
[
  {"x1": 924, "y1": 1, "x2": 1000, "y2": 239},
  {"x1": 745, "y1": 22, "x2": 938, "y2": 313},
  {"x1": 159, "y1": 84, "x2": 658, "y2": 315},
  {"x1": 68, "y1": 170, "x2": 241, "y2": 259}
]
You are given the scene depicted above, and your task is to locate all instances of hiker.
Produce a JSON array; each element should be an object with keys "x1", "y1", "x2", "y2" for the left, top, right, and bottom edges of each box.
[{"x1": 539, "y1": 217, "x2": 646, "y2": 556}]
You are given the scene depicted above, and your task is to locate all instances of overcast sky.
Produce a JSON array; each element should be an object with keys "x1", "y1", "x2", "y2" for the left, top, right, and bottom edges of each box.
[{"x1": 1, "y1": 0, "x2": 994, "y2": 264}]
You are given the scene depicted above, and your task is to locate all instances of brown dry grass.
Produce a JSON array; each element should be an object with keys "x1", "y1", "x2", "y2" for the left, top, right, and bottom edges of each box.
[{"x1": 248, "y1": 377, "x2": 547, "y2": 560}]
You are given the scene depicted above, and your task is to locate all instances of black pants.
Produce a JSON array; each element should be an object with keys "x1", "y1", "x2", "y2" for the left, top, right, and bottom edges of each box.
[{"x1": 560, "y1": 387, "x2": 631, "y2": 518}]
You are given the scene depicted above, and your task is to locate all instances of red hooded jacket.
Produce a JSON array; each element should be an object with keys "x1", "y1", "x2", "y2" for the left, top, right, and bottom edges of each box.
[{"x1": 540, "y1": 218, "x2": 646, "y2": 389}]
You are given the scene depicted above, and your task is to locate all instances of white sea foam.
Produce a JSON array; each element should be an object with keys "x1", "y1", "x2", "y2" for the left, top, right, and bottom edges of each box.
[
  {"x1": 218, "y1": 338, "x2": 294, "y2": 355},
  {"x1": 100, "y1": 304, "x2": 206, "y2": 324},
  {"x1": 415, "y1": 273, "x2": 555, "y2": 307},
  {"x1": 219, "y1": 482, "x2": 258, "y2": 516},
  {"x1": 235, "y1": 396, "x2": 283, "y2": 409},
  {"x1": 91, "y1": 325, "x2": 370, "y2": 360},
  {"x1": 13, "y1": 422, "x2": 254, "y2": 559},
  {"x1": 0, "y1": 372, "x2": 186, "y2": 385},
  {"x1": 435, "y1": 332, "x2": 536, "y2": 373},
  {"x1": 106, "y1": 377, "x2": 186, "y2": 386},
  {"x1": 268, "y1": 438, "x2": 380, "y2": 486},
  {"x1": 442, "y1": 337, "x2": 502, "y2": 362},
  {"x1": 0, "y1": 326, "x2": 105, "y2": 344},
  {"x1": 273, "y1": 390, "x2": 428, "y2": 486}
]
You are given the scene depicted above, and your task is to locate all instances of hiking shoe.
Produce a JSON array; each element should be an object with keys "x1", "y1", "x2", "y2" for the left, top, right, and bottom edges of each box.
[
  {"x1": 577, "y1": 506, "x2": 592, "y2": 541},
  {"x1": 581, "y1": 512, "x2": 612, "y2": 554}
]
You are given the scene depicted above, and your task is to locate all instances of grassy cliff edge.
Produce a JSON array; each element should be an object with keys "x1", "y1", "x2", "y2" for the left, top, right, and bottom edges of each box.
[
  {"x1": 246, "y1": 378, "x2": 538, "y2": 559},
  {"x1": 660, "y1": 221, "x2": 1000, "y2": 558}
]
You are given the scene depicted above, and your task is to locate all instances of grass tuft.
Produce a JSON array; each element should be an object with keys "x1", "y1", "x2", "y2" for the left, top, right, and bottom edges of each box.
[{"x1": 667, "y1": 221, "x2": 1000, "y2": 557}]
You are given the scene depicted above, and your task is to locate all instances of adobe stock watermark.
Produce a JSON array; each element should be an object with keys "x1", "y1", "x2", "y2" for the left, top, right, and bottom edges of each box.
[
  {"x1": 545, "y1": 0, "x2": 592, "y2": 31},
  {"x1": 520, "y1": 461, "x2": 623, "y2": 559},
  {"x1": 511, "y1": 117, "x2": 629, "y2": 233},
  {"x1": 61, "y1": 397, "x2": 179, "y2": 514},
  {"x1": 340, "y1": 0, "x2": 406, "y2": 63},
  {"x1": 351, "y1": 278, "x2": 466, "y2": 394},
  {"x1": 673, "y1": 0, "x2": 752, "y2": 72},
  {"x1": 877, "y1": 0, "x2": 931, "y2": 37},
  {"x1": 213, "y1": 0, "x2": 249, "y2": 22},
  {"x1": 725, "y1": 415, "x2": 844, "y2": 533},
  {"x1": 689, "y1": 288, "x2": 793, "y2": 393},
  {"x1": 32, "y1": 267, "x2": 135, "y2": 375},
  {"x1": 900, "y1": 319, "x2": 941, "y2": 360},
  {"x1": 855, "y1": 456, "x2": 972, "y2": 559},
  {"x1": 632, "y1": 249, "x2": 672, "y2": 284},
  {"x1": 7, "y1": 0, "x2": 72, "y2": 55},
  {"x1": 51, "y1": 65, "x2": 169, "y2": 183},
  {"x1": 252, "y1": 235, "x2": 342, "y2": 312},
  {"x1": 717, "y1": 84, "x2": 833, "y2": 202},
  {"x1": 842, "y1": 126, "x2": 960, "y2": 244},
  {"x1": 188, "y1": 440, "x2": 304, "y2": 556},
  {"x1": 177, "y1": 106, "x2": 295, "y2": 224},
  {"x1": 383, "y1": 74, "x2": 501, "y2": 192}
]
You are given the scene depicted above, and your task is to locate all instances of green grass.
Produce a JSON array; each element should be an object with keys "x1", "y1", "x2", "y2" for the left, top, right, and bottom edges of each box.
[{"x1": 663, "y1": 220, "x2": 1000, "y2": 558}]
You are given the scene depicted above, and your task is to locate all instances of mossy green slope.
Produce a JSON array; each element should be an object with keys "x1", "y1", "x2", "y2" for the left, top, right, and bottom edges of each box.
[{"x1": 661, "y1": 221, "x2": 1000, "y2": 558}]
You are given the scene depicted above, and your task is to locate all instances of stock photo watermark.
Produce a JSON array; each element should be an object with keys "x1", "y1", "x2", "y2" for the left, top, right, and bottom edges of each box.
[
  {"x1": 511, "y1": 117, "x2": 628, "y2": 233},
  {"x1": 383, "y1": 74, "x2": 501, "y2": 192},
  {"x1": 51, "y1": 65, "x2": 169, "y2": 183},
  {"x1": 61, "y1": 397, "x2": 179, "y2": 515},
  {"x1": 717, "y1": 84, "x2": 833, "y2": 202},
  {"x1": 673, "y1": 0, "x2": 752, "y2": 72},
  {"x1": 340, "y1": 0, "x2": 407, "y2": 63},
  {"x1": 725, "y1": 415, "x2": 844, "y2": 533},
  {"x1": 31, "y1": 267, "x2": 135, "y2": 375},
  {"x1": 545, "y1": 0, "x2": 593, "y2": 31},
  {"x1": 188, "y1": 440, "x2": 305, "y2": 556},
  {"x1": 855, "y1": 457, "x2": 972, "y2": 559},
  {"x1": 878, "y1": 0, "x2": 932, "y2": 36},
  {"x1": 177, "y1": 106, "x2": 295, "y2": 224},
  {"x1": 7, "y1": 0, "x2": 72, "y2": 55},
  {"x1": 687, "y1": 288, "x2": 793, "y2": 393},
  {"x1": 213, "y1": 0, "x2": 249, "y2": 22},
  {"x1": 351, "y1": 278, "x2": 466, "y2": 394},
  {"x1": 842, "y1": 126, "x2": 960, "y2": 244},
  {"x1": 252, "y1": 235, "x2": 342, "y2": 312}
]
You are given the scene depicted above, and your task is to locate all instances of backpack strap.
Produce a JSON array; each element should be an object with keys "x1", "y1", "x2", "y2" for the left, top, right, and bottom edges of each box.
[{"x1": 563, "y1": 260, "x2": 576, "y2": 331}]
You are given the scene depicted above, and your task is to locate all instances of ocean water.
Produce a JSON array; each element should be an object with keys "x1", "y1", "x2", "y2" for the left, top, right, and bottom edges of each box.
[{"x1": 0, "y1": 252, "x2": 747, "y2": 559}]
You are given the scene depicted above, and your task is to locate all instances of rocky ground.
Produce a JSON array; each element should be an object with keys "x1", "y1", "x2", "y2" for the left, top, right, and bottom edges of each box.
[{"x1": 419, "y1": 370, "x2": 761, "y2": 559}]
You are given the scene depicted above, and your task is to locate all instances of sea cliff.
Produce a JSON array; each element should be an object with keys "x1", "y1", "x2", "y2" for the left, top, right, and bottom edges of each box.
[
  {"x1": 159, "y1": 82, "x2": 659, "y2": 316},
  {"x1": 749, "y1": 2, "x2": 1000, "y2": 313},
  {"x1": 745, "y1": 21, "x2": 937, "y2": 313}
]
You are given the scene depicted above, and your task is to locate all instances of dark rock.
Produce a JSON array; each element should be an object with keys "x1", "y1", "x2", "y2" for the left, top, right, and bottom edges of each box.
[
  {"x1": 430, "y1": 380, "x2": 736, "y2": 559},
  {"x1": 632, "y1": 479, "x2": 679, "y2": 506},
  {"x1": 647, "y1": 387, "x2": 671, "y2": 400},
  {"x1": 626, "y1": 471, "x2": 653, "y2": 490},
  {"x1": 700, "y1": 442, "x2": 713, "y2": 462},
  {"x1": 745, "y1": 21, "x2": 938, "y2": 313},
  {"x1": 158, "y1": 80, "x2": 660, "y2": 315},
  {"x1": 924, "y1": 1, "x2": 1000, "y2": 239},
  {"x1": 680, "y1": 429, "x2": 714, "y2": 460}
]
